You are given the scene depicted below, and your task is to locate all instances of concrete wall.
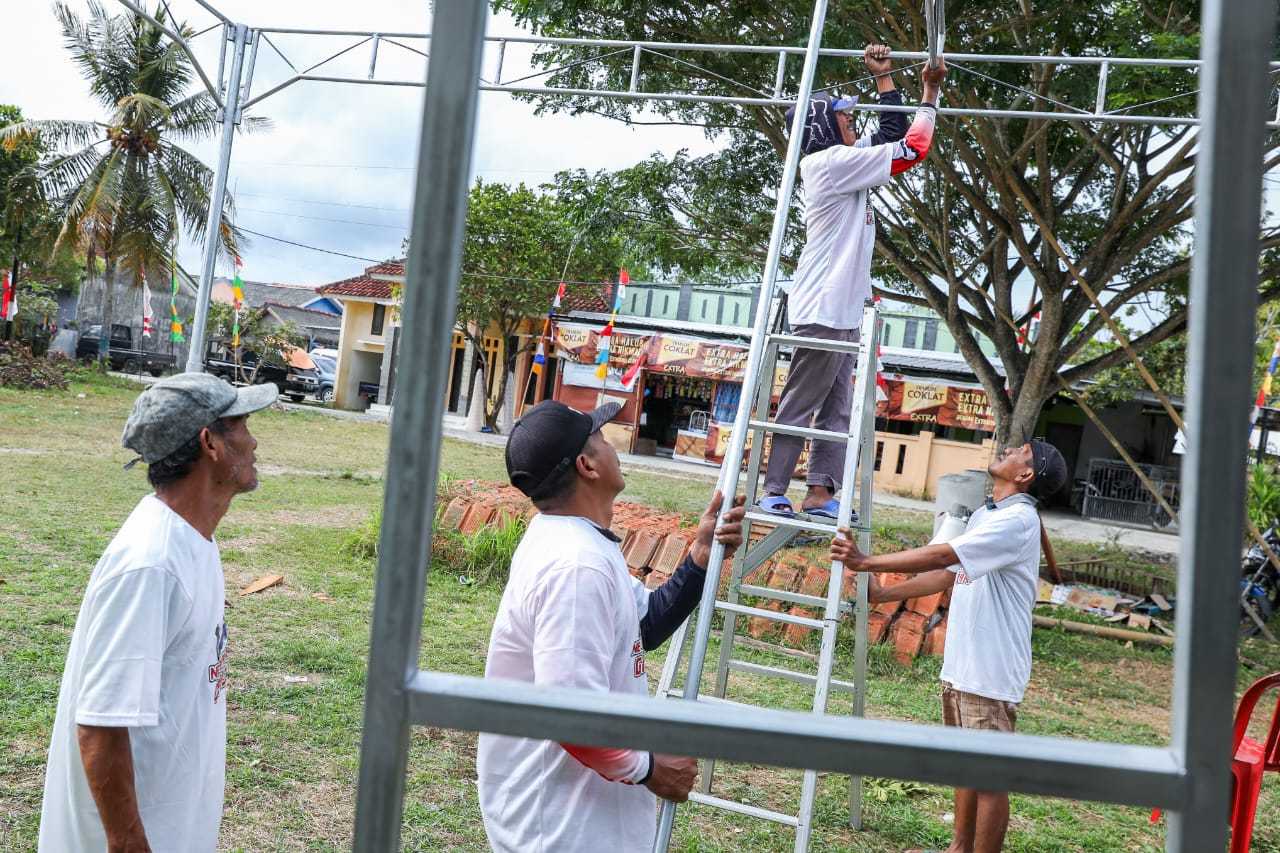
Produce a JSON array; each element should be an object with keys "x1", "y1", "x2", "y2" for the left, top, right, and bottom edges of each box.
[
  {"x1": 75, "y1": 272, "x2": 196, "y2": 367},
  {"x1": 872, "y1": 430, "x2": 996, "y2": 500}
]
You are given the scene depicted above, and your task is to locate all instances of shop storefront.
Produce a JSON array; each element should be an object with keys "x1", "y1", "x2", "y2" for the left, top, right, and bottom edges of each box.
[{"x1": 551, "y1": 322, "x2": 751, "y2": 465}]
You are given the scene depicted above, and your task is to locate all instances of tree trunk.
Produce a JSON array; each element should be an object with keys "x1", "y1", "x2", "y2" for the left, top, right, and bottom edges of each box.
[
  {"x1": 485, "y1": 357, "x2": 513, "y2": 433},
  {"x1": 98, "y1": 257, "x2": 117, "y2": 370}
]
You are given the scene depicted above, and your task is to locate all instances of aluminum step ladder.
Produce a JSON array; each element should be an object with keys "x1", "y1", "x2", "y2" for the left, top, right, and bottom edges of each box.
[{"x1": 652, "y1": 304, "x2": 881, "y2": 852}]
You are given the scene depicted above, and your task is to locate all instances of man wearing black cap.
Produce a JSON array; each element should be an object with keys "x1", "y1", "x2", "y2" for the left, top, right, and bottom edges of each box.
[
  {"x1": 830, "y1": 438, "x2": 1068, "y2": 853},
  {"x1": 477, "y1": 400, "x2": 746, "y2": 853},
  {"x1": 39, "y1": 373, "x2": 276, "y2": 853}
]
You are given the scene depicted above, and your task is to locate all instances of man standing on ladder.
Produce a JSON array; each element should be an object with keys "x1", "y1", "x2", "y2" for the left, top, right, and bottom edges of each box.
[
  {"x1": 759, "y1": 45, "x2": 946, "y2": 519},
  {"x1": 477, "y1": 400, "x2": 746, "y2": 852},
  {"x1": 830, "y1": 439, "x2": 1069, "y2": 853}
]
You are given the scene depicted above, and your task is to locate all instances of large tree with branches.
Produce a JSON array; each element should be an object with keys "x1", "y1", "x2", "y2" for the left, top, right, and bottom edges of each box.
[
  {"x1": 508, "y1": 0, "x2": 1280, "y2": 444},
  {"x1": 1, "y1": 1, "x2": 268, "y2": 362}
]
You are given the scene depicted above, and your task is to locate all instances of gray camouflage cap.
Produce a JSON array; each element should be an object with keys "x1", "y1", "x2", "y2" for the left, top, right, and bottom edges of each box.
[{"x1": 122, "y1": 372, "x2": 277, "y2": 466}]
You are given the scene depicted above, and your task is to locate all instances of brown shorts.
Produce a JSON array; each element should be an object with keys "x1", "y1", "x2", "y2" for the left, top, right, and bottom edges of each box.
[{"x1": 941, "y1": 684, "x2": 1018, "y2": 733}]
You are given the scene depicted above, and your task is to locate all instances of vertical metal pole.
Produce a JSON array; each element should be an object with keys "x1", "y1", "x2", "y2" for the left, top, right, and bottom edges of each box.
[
  {"x1": 1094, "y1": 60, "x2": 1110, "y2": 115},
  {"x1": 238, "y1": 30, "x2": 260, "y2": 116},
  {"x1": 351, "y1": 1, "x2": 487, "y2": 849},
  {"x1": 848, "y1": 312, "x2": 878, "y2": 830},
  {"x1": 216, "y1": 22, "x2": 228, "y2": 98},
  {"x1": 184, "y1": 23, "x2": 247, "y2": 373},
  {"x1": 1166, "y1": 0, "x2": 1274, "y2": 850},
  {"x1": 368, "y1": 34, "x2": 381, "y2": 79},
  {"x1": 773, "y1": 50, "x2": 787, "y2": 98},
  {"x1": 629, "y1": 44, "x2": 643, "y2": 92},
  {"x1": 653, "y1": 0, "x2": 832, "y2": 847},
  {"x1": 795, "y1": 304, "x2": 875, "y2": 853},
  {"x1": 495, "y1": 39, "x2": 506, "y2": 85}
]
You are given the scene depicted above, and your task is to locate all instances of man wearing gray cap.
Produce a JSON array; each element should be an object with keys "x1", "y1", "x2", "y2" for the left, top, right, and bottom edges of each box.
[{"x1": 38, "y1": 374, "x2": 277, "y2": 853}]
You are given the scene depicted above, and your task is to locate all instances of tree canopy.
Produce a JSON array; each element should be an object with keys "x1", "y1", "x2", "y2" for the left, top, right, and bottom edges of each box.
[
  {"x1": 449, "y1": 179, "x2": 625, "y2": 430},
  {"x1": 1, "y1": 2, "x2": 268, "y2": 358},
  {"x1": 503, "y1": 0, "x2": 1280, "y2": 443}
]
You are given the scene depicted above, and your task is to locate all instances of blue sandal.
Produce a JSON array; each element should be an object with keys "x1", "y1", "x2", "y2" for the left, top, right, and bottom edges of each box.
[
  {"x1": 802, "y1": 499, "x2": 841, "y2": 520},
  {"x1": 758, "y1": 495, "x2": 796, "y2": 517}
]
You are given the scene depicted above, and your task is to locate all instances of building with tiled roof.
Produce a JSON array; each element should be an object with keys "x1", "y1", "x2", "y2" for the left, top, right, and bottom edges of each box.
[{"x1": 314, "y1": 260, "x2": 405, "y2": 301}]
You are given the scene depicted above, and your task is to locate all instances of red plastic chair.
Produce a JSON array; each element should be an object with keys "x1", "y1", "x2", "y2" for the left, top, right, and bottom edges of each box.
[
  {"x1": 1227, "y1": 673, "x2": 1280, "y2": 852},
  {"x1": 1149, "y1": 672, "x2": 1280, "y2": 851}
]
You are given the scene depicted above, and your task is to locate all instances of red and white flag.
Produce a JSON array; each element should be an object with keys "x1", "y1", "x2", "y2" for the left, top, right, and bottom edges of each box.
[{"x1": 0, "y1": 270, "x2": 15, "y2": 322}]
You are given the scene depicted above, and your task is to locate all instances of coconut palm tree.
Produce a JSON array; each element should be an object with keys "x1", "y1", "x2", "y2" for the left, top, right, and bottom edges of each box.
[{"x1": 0, "y1": 1, "x2": 268, "y2": 363}]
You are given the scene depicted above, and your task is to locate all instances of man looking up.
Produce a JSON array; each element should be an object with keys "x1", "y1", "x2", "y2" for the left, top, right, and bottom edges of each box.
[
  {"x1": 831, "y1": 439, "x2": 1068, "y2": 853},
  {"x1": 477, "y1": 400, "x2": 746, "y2": 852}
]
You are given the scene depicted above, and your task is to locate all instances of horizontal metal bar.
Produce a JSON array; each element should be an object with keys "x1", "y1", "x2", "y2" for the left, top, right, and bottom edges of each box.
[
  {"x1": 717, "y1": 601, "x2": 824, "y2": 628},
  {"x1": 769, "y1": 333, "x2": 865, "y2": 354},
  {"x1": 252, "y1": 28, "x2": 1255, "y2": 68},
  {"x1": 407, "y1": 671, "x2": 1188, "y2": 809},
  {"x1": 245, "y1": 75, "x2": 1280, "y2": 130},
  {"x1": 687, "y1": 791, "x2": 799, "y2": 826},
  {"x1": 727, "y1": 659, "x2": 857, "y2": 694},
  {"x1": 739, "y1": 583, "x2": 852, "y2": 614},
  {"x1": 749, "y1": 419, "x2": 852, "y2": 443}
]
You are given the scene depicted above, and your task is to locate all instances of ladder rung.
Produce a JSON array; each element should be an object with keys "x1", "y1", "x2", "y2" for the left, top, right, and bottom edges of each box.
[
  {"x1": 743, "y1": 511, "x2": 873, "y2": 536},
  {"x1": 769, "y1": 333, "x2": 864, "y2": 355},
  {"x1": 743, "y1": 511, "x2": 851, "y2": 536},
  {"x1": 663, "y1": 690, "x2": 757, "y2": 711},
  {"x1": 748, "y1": 419, "x2": 853, "y2": 443},
  {"x1": 687, "y1": 791, "x2": 800, "y2": 826},
  {"x1": 716, "y1": 601, "x2": 824, "y2": 628},
  {"x1": 727, "y1": 659, "x2": 857, "y2": 694},
  {"x1": 738, "y1": 584, "x2": 852, "y2": 615}
]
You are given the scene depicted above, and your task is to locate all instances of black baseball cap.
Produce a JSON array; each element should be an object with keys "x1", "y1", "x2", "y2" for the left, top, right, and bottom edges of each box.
[
  {"x1": 1029, "y1": 439, "x2": 1069, "y2": 501},
  {"x1": 505, "y1": 400, "x2": 624, "y2": 500}
]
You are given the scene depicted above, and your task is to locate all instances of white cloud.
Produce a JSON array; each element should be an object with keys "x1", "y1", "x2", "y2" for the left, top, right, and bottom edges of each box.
[{"x1": 1, "y1": 0, "x2": 721, "y2": 285}]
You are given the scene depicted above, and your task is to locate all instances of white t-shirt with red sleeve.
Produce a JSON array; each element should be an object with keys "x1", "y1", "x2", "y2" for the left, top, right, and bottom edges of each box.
[
  {"x1": 477, "y1": 513, "x2": 656, "y2": 853},
  {"x1": 39, "y1": 495, "x2": 228, "y2": 853}
]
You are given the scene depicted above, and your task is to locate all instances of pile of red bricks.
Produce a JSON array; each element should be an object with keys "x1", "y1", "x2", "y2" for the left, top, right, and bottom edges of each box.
[{"x1": 435, "y1": 483, "x2": 947, "y2": 662}]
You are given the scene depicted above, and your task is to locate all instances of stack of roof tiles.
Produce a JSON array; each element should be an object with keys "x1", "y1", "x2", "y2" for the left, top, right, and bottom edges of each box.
[{"x1": 435, "y1": 483, "x2": 948, "y2": 661}]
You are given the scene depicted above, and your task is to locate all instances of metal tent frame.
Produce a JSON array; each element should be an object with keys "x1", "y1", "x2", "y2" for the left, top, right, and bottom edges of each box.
[
  {"x1": 102, "y1": 1, "x2": 1275, "y2": 850},
  {"x1": 114, "y1": 0, "x2": 1280, "y2": 374},
  {"x1": 350, "y1": 1, "x2": 1274, "y2": 851}
]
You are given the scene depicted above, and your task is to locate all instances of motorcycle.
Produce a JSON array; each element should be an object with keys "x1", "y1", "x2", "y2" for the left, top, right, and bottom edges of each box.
[{"x1": 1241, "y1": 525, "x2": 1280, "y2": 636}]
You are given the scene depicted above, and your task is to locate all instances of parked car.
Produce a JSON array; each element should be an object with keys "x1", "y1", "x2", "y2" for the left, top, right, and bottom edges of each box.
[
  {"x1": 310, "y1": 351, "x2": 336, "y2": 403},
  {"x1": 203, "y1": 343, "x2": 318, "y2": 402},
  {"x1": 75, "y1": 323, "x2": 176, "y2": 376}
]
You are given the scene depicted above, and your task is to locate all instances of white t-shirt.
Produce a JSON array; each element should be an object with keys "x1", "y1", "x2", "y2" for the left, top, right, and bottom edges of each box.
[
  {"x1": 788, "y1": 136, "x2": 895, "y2": 330},
  {"x1": 40, "y1": 495, "x2": 228, "y2": 853},
  {"x1": 940, "y1": 494, "x2": 1041, "y2": 704},
  {"x1": 478, "y1": 514, "x2": 656, "y2": 853}
]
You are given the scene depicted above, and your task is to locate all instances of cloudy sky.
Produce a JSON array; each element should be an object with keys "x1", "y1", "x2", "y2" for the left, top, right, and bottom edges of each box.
[{"x1": 2, "y1": 0, "x2": 720, "y2": 286}]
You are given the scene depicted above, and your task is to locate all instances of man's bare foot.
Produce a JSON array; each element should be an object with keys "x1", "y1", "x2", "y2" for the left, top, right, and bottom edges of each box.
[{"x1": 800, "y1": 485, "x2": 834, "y2": 512}]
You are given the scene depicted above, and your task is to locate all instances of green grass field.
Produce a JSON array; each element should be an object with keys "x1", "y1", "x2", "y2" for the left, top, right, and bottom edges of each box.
[{"x1": 3, "y1": 372, "x2": 1280, "y2": 851}]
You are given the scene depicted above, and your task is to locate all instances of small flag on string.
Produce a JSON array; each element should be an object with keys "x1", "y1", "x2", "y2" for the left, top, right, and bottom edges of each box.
[
  {"x1": 553, "y1": 281, "x2": 566, "y2": 309},
  {"x1": 169, "y1": 252, "x2": 185, "y2": 343},
  {"x1": 875, "y1": 344, "x2": 890, "y2": 404},
  {"x1": 621, "y1": 336, "x2": 654, "y2": 390},
  {"x1": 595, "y1": 323, "x2": 613, "y2": 379},
  {"x1": 614, "y1": 268, "x2": 629, "y2": 311},
  {"x1": 231, "y1": 256, "x2": 245, "y2": 348},
  {"x1": 141, "y1": 278, "x2": 154, "y2": 338}
]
